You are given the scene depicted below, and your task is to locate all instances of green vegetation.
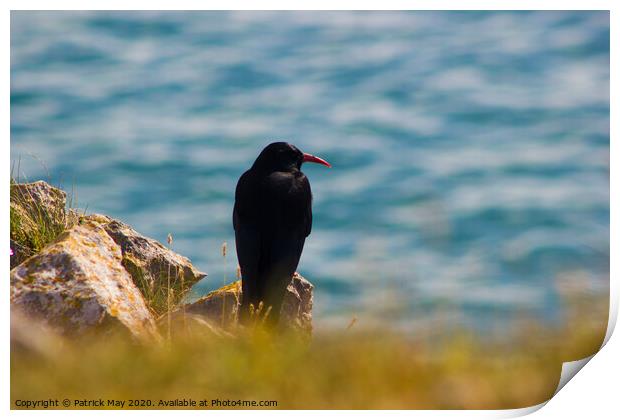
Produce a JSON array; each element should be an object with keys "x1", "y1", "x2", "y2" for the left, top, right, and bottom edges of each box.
[
  {"x1": 10, "y1": 177, "x2": 77, "y2": 263},
  {"x1": 121, "y1": 253, "x2": 175, "y2": 318},
  {"x1": 11, "y1": 291, "x2": 608, "y2": 409},
  {"x1": 10, "y1": 172, "x2": 79, "y2": 261}
]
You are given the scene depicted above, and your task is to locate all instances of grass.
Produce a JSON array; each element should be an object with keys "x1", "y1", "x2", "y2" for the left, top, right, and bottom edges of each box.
[
  {"x1": 10, "y1": 290, "x2": 608, "y2": 409},
  {"x1": 120, "y1": 253, "x2": 192, "y2": 319},
  {"x1": 10, "y1": 176, "x2": 79, "y2": 264}
]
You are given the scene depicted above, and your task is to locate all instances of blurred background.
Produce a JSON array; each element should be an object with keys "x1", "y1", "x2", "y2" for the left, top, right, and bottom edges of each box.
[{"x1": 10, "y1": 11, "x2": 609, "y2": 333}]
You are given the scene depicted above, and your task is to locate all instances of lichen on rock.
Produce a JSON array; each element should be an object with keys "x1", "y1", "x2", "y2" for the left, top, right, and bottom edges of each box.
[
  {"x1": 10, "y1": 220, "x2": 160, "y2": 343},
  {"x1": 83, "y1": 214, "x2": 207, "y2": 316}
]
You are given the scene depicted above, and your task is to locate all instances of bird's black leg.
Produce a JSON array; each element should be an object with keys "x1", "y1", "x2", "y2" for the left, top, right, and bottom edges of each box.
[{"x1": 265, "y1": 276, "x2": 293, "y2": 326}]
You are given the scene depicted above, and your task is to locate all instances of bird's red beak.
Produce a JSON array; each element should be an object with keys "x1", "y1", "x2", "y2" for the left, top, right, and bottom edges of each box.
[{"x1": 303, "y1": 153, "x2": 331, "y2": 168}]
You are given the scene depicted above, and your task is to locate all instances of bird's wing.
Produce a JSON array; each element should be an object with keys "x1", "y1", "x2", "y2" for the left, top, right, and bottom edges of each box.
[
  {"x1": 233, "y1": 171, "x2": 262, "y2": 306},
  {"x1": 302, "y1": 174, "x2": 313, "y2": 237},
  {"x1": 234, "y1": 215, "x2": 262, "y2": 306},
  {"x1": 262, "y1": 171, "x2": 313, "y2": 238}
]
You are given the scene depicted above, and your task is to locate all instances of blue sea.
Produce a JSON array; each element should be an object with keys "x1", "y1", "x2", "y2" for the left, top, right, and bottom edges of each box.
[{"x1": 10, "y1": 11, "x2": 610, "y2": 332}]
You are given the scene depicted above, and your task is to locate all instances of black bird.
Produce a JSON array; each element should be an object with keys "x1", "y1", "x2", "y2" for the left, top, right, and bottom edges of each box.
[{"x1": 233, "y1": 142, "x2": 330, "y2": 325}]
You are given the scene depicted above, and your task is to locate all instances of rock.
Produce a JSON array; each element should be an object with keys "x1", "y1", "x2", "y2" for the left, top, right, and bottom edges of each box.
[
  {"x1": 280, "y1": 274, "x2": 314, "y2": 334},
  {"x1": 10, "y1": 220, "x2": 161, "y2": 343},
  {"x1": 183, "y1": 273, "x2": 313, "y2": 336},
  {"x1": 10, "y1": 239, "x2": 27, "y2": 269},
  {"x1": 84, "y1": 214, "x2": 206, "y2": 315},
  {"x1": 184, "y1": 281, "x2": 242, "y2": 327},
  {"x1": 11, "y1": 180, "x2": 67, "y2": 221},
  {"x1": 10, "y1": 181, "x2": 71, "y2": 267}
]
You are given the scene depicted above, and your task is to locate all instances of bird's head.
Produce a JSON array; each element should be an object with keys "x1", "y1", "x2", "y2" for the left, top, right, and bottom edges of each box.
[{"x1": 252, "y1": 142, "x2": 331, "y2": 173}]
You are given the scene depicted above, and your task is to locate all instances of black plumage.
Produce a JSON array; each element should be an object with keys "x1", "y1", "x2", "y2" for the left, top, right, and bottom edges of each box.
[{"x1": 233, "y1": 142, "x2": 330, "y2": 324}]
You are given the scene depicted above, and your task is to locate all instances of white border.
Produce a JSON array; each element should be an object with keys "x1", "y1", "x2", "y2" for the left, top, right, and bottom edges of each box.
[{"x1": 3, "y1": 2, "x2": 616, "y2": 419}]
